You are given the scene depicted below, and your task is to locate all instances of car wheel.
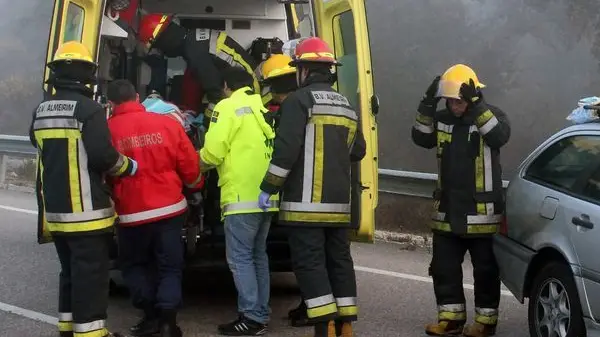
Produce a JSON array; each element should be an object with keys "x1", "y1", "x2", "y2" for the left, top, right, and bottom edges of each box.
[{"x1": 528, "y1": 262, "x2": 585, "y2": 337}]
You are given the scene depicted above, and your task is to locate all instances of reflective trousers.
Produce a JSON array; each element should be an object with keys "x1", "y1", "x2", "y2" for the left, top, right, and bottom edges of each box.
[
  {"x1": 53, "y1": 233, "x2": 112, "y2": 337},
  {"x1": 429, "y1": 232, "x2": 501, "y2": 325},
  {"x1": 288, "y1": 227, "x2": 358, "y2": 323}
]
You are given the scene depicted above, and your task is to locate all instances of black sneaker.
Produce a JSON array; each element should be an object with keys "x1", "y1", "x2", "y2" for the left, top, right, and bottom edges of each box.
[
  {"x1": 130, "y1": 316, "x2": 160, "y2": 336},
  {"x1": 218, "y1": 315, "x2": 268, "y2": 336}
]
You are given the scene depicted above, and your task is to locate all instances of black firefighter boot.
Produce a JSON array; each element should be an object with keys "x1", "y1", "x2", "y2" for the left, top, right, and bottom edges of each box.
[
  {"x1": 159, "y1": 309, "x2": 183, "y2": 337},
  {"x1": 288, "y1": 300, "x2": 310, "y2": 327},
  {"x1": 130, "y1": 307, "x2": 160, "y2": 336}
]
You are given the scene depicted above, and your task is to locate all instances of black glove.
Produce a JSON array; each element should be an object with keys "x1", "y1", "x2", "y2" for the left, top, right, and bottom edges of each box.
[
  {"x1": 424, "y1": 75, "x2": 441, "y2": 103},
  {"x1": 459, "y1": 79, "x2": 483, "y2": 106},
  {"x1": 418, "y1": 76, "x2": 441, "y2": 117}
]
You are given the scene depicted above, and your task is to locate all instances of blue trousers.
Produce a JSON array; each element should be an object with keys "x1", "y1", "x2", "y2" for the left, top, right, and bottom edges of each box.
[
  {"x1": 224, "y1": 212, "x2": 273, "y2": 324},
  {"x1": 117, "y1": 213, "x2": 185, "y2": 313}
]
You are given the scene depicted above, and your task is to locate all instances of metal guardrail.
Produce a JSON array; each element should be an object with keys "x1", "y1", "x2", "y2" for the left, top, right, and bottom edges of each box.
[
  {"x1": 0, "y1": 135, "x2": 36, "y2": 186},
  {"x1": 0, "y1": 134, "x2": 509, "y2": 197}
]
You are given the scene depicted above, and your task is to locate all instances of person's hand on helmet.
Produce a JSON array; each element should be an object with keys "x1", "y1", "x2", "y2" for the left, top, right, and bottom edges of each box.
[
  {"x1": 418, "y1": 75, "x2": 441, "y2": 117},
  {"x1": 424, "y1": 76, "x2": 441, "y2": 103},
  {"x1": 460, "y1": 79, "x2": 483, "y2": 105}
]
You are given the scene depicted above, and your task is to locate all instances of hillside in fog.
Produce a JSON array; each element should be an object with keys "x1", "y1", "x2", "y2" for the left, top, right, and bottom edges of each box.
[{"x1": 0, "y1": 1, "x2": 53, "y2": 135}]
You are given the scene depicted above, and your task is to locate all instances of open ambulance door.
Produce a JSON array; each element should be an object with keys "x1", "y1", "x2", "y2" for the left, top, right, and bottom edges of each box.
[
  {"x1": 312, "y1": 0, "x2": 379, "y2": 243},
  {"x1": 43, "y1": 0, "x2": 108, "y2": 97},
  {"x1": 38, "y1": 0, "x2": 108, "y2": 244}
]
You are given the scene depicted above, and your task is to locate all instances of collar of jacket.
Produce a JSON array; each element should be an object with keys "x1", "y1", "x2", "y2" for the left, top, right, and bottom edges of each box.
[
  {"x1": 300, "y1": 72, "x2": 332, "y2": 88},
  {"x1": 51, "y1": 78, "x2": 95, "y2": 98},
  {"x1": 112, "y1": 101, "x2": 147, "y2": 116},
  {"x1": 230, "y1": 86, "x2": 255, "y2": 99}
]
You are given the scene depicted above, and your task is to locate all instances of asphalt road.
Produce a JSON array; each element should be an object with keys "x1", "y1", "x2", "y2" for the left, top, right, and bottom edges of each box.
[{"x1": 0, "y1": 189, "x2": 530, "y2": 337}]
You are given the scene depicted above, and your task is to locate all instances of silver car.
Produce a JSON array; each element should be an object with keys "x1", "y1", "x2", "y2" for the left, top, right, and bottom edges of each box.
[{"x1": 493, "y1": 122, "x2": 600, "y2": 337}]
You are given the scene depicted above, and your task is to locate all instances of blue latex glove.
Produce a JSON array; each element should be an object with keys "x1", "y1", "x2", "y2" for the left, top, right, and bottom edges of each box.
[
  {"x1": 129, "y1": 158, "x2": 138, "y2": 176},
  {"x1": 258, "y1": 191, "x2": 272, "y2": 212}
]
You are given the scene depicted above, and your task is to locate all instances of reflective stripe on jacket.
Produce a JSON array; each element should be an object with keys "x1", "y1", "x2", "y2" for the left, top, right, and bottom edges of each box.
[
  {"x1": 260, "y1": 78, "x2": 366, "y2": 227},
  {"x1": 183, "y1": 29, "x2": 260, "y2": 122},
  {"x1": 200, "y1": 87, "x2": 279, "y2": 216},
  {"x1": 411, "y1": 101, "x2": 511, "y2": 236},
  {"x1": 107, "y1": 101, "x2": 204, "y2": 226},
  {"x1": 29, "y1": 86, "x2": 136, "y2": 241}
]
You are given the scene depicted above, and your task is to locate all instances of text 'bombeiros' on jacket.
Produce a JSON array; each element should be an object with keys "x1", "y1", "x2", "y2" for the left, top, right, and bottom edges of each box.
[
  {"x1": 29, "y1": 87, "x2": 136, "y2": 242},
  {"x1": 107, "y1": 101, "x2": 204, "y2": 226},
  {"x1": 200, "y1": 87, "x2": 279, "y2": 217},
  {"x1": 260, "y1": 81, "x2": 366, "y2": 227},
  {"x1": 411, "y1": 98, "x2": 511, "y2": 237}
]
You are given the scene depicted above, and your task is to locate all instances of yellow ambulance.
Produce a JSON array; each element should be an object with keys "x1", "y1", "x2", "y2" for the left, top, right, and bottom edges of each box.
[{"x1": 41, "y1": 0, "x2": 379, "y2": 273}]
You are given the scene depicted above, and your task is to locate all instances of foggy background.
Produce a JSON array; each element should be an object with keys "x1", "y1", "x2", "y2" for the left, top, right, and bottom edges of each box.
[
  {"x1": 3, "y1": 0, "x2": 600, "y2": 178},
  {"x1": 366, "y1": 0, "x2": 600, "y2": 177}
]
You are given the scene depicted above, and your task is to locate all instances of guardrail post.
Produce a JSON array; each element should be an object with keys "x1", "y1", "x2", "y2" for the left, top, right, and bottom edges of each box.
[{"x1": 0, "y1": 154, "x2": 6, "y2": 187}]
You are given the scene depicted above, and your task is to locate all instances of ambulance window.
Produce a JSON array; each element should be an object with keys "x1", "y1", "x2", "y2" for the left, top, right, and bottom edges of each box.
[
  {"x1": 291, "y1": 3, "x2": 315, "y2": 38},
  {"x1": 63, "y1": 3, "x2": 85, "y2": 43},
  {"x1": 332, "y1": 10, "x2": 359, "y2": 111}
]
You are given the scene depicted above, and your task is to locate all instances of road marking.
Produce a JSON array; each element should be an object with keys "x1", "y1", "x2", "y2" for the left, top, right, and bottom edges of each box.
[
  {"x1": 0, "y1": 203, "x2": 514, "y2": 327},
  {"x1": 354, "y1": 266, "x2": 513, "y2": 296},
  {"x1": 0, "y1": 205, "x2": 37, "y2": 215},
  {"x1": 0, "y1": 301, "x2": 57, "y2": 325}
]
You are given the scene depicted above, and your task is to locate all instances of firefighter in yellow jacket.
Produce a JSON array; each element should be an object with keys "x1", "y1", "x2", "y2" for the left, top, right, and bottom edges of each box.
[
  {"x1": 29, "y1": 41, "x2": 137, "y2": 337},
  {"x1": 199, "y1": 67, "x2": 279, "y2": 335},
  {"x1": 259, "y1": 37, "x2": 366, "y2": 337},
  {"x1": 412, "y1": 64, "x2": 511, "y2": 337}
]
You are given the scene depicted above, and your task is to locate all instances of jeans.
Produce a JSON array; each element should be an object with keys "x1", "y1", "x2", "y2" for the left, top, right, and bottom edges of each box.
[
  {"x1": 224, "y1": 212, "x2": 273, "y2": 324},
  {"x1": 117, "y1": 214, "x2": 185, "y2": 312}
]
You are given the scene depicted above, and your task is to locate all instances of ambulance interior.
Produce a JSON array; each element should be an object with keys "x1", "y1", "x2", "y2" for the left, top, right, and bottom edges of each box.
[
  {"x1": 96, "y1": 0, "x2": 316, "y2": 101},
  {"x1": 94, "y1": 0, "x2": 318, "y2": 270},
  {"x1": 91, "y1": 0, "x2": 364, "y2": 270}
]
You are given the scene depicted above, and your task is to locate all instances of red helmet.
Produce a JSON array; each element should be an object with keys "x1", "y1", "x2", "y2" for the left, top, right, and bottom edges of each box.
[
  {"x1": 290, "y1": 37, "x2": 341, "y2": 66},
  {"x1": 138, "y1": 13, "x2": 172, "y2": 48}
]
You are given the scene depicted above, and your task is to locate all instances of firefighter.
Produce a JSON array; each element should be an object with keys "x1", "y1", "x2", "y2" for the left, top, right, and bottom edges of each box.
[
  {"x1": 411, "y1": 64, "x2": 511, "y2": 337},
  {"x1": 198, "y1": 67, "x2": 279, "y2": 336},
  {"x1": 258, "y1": 53, "x2": 310, "y2": 327},
  {"x1": 260, "y1": 53, "x2": 298, "y2": 131},
  {"x1": 258, "y1": 37, "x2": 366, "y2": 337},
  {"x1": 106, "y1": 79, "x2": 204, "y2": 337},
  {"x1": 137, "y1": 13, "x2": 260, "y2": 128},
  {"x1": 28, "y1": 41, "x2": 137, "y2": 337}
]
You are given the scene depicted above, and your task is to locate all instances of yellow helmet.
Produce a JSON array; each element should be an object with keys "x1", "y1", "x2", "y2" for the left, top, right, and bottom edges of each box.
[
  {"x1": 262, "y1": 54, "x2": 296, "y2": 80},
  {"x1": 436, "y1": 64, "x2": 485, "y2": 99},
  {"x1": 48, "y1": 41, "x2": 97, "y2": 70}
]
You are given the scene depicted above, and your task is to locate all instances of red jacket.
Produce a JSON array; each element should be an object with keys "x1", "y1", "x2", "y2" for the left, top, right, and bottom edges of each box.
[{"x1": 107, "y1": 101, "x2": 204, "y2": 226}]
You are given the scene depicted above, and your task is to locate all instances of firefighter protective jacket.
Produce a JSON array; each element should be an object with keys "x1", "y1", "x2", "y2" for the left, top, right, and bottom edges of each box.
[
  {"x1": 182, "y1": 29, "x2": 261, "y2": 119},
  {"x1": 412, "y1": 99, "x2": 511, "y2": 237},
  {"x1": 29, "y1": 81, "x2": 136, "y2": 242},
  {"x1": 260, "y1": 76, "x2": 366, "y2": 227},
  {"x1": 200, "y1": 87, "x2": 279, "y2": 216},
  {"x1": 107, "y1": 101, "x2": 204, "y2": 226}
]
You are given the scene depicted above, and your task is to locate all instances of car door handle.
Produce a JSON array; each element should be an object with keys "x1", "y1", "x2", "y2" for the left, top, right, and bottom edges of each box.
[{"x1": 572, "y1": 215, "x2": 595, "y2": 229}]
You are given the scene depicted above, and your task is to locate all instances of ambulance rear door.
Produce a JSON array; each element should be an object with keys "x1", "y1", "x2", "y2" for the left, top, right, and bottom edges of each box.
[
  {"x1": 43, "y1": 0, "x2": 107, "y2": 97},
  {"x1": 38, "y1": 0, "x2": 107, "y2": 244},
  {"x1": 312, "y1": 0, "x2": 379, "y2": 243}
]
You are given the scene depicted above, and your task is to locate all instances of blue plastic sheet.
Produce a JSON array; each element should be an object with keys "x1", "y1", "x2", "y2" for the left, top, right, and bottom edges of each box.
[
  {"x1": 141, "y1": 97, "x2": 180, "y2": 115},
  {"x1": 566, "y1": 96, "x2": 600, "y2": 124}
]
